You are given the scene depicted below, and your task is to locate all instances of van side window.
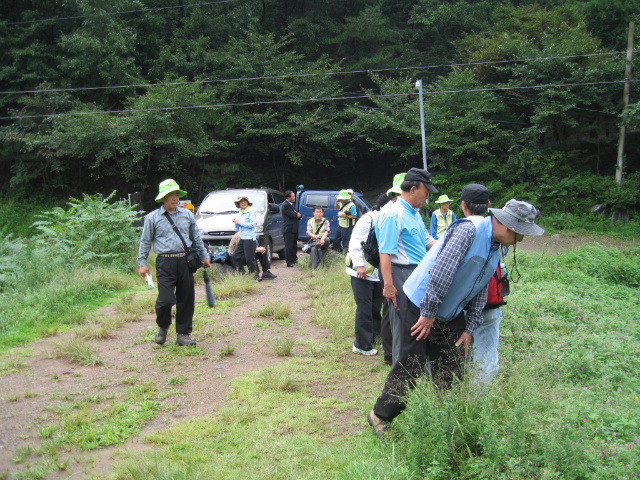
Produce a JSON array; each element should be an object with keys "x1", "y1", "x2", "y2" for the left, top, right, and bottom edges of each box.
[
  {"x1": 270, "y1": 193, "x2": 285, "y2": 204},
  {"x1": 304, "y1": 194, "x2": 329, "y2": 208}
]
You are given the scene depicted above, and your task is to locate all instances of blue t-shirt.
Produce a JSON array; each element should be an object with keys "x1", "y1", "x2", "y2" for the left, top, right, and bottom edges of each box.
[{"x1": 375, "y1": 198, "x2": 430, "y2": 265}]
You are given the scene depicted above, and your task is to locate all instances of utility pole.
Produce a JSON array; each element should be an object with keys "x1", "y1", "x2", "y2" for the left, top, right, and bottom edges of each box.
[
  {"x1": 616, "y1": 22, "x2": 634, "y2": 185},
  {"x1": 415, "y1": 79, "x2": 428, "y2": 170}
]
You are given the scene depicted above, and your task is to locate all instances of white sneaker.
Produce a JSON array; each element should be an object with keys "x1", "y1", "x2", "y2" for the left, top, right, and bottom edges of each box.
[{"x1": 352, "y1": 345, "x2": 378, "y2": 356}]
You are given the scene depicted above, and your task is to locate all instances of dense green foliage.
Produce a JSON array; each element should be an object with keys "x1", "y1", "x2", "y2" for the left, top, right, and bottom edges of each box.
[
  {"x1": 1, "y1": 0, "x2": 639, "y2": 215},
  {"x1": 0, "y1": 193, "x2": 140, "y2": 347}
]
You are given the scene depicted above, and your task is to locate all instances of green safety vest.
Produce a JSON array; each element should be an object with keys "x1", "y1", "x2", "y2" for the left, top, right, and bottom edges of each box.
[
  {"x1": 338, "y1": 201, "x2": 356, "y2": 228},
  {"x1": 434, "y1": 209, "x2": 454, "y2": 238},
  {"x1": 310, "y1": 218, "x2": 326, "y2": 236}
]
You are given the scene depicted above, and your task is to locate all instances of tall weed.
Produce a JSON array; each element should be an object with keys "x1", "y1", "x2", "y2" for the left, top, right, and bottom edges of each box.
[
  {"x1": 32, "y1": 191, "x2": 140, "y2": 270},
  {"x1": 395, "y1": 248, "x2": 640, "y2": 479}
]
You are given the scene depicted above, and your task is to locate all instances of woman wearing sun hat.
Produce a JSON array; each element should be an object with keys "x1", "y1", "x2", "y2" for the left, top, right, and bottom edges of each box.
[
  {"x1": 137, "y1": 179, "x2": 210, "y2": 347},
  {"x1": 430, "y1": 194, "x2": 457, "y2": 240},
  {"x1": 232, "y1": 195, "x2": 259, "y2": 279}
]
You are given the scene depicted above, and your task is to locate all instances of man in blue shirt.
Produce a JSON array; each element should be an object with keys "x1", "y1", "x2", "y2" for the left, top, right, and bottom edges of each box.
[{"x1": 375, "y1": 168, "x2": 438, "y2": 367}]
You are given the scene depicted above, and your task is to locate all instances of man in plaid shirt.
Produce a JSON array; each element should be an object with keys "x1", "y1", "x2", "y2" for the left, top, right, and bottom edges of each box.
[{"x1": 368, "y1": 186, "x2": 544, "y2": 436}]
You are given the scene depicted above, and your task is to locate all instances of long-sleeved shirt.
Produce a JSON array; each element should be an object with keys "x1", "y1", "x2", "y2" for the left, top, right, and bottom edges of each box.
[
  {"x1": 346, "y1": 211, "x2": 379, "y2": 281},
  {"x1": 419, "y1": 221, "x2": 497, "y2": 336},
  {"x1": 235, "y1": 207, "x2": 257, "y2": 240},
  {"x1": 137, "y1": 206, "x2": 208, "y2": 267}
]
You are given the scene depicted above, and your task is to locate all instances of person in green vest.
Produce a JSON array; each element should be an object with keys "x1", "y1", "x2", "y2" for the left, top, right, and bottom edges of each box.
[
  {"x1": 333, "y1": 189, "x2": 357, "y2": 252},
  {"x1": 430, "y1": 194, "x2": 457, "y2": 240},
  {"x1": 305, "y1": 206, "x2": 331, "y2": 269}
]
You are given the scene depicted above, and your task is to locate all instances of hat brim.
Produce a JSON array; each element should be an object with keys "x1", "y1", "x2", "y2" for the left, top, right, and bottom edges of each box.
[
  {"x1": 155, "y1": 189, "x2": 187, "y2": 202},
  {"x1": 387, "y1": 186, "x2": 402, "y2": 195},
  {"x1": 489, "y1": 208, "x2": 544, "y2": 236},
  {"x1": 435, "y1": 198, "x2": 452, "y2": 204},
  {"x1": 426, "y1": 183, "x2": 439, "y2": 194},
  {"x1": 337, "y1": 195, "x2": 351, "y2": 200},
  {"x1": 234, "y1": 199, "x2": 252, "y2": 208}
]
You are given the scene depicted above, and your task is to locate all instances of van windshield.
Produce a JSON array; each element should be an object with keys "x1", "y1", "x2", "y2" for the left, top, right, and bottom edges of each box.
[{"x1": 198, "y1": 192, "x2": 266, "y2": 214}]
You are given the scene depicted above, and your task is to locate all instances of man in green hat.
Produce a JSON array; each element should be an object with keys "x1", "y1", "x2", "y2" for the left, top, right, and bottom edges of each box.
[
  {"x1": 138, "y1": 179, "x2": 210, "y2": 346},
  {"x1": 430, "y1": 194, "x2": 457, "y2": 240}
]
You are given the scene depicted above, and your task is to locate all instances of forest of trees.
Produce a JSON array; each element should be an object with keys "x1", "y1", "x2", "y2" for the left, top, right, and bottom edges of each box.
[{"x1": 1, "y1": 0, "x2": 639, "y2": 213}]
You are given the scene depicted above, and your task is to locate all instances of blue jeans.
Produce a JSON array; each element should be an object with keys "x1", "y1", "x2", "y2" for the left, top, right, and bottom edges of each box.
[{"x1": 469, "y1": 307, "x2": 502, "y2": 387}]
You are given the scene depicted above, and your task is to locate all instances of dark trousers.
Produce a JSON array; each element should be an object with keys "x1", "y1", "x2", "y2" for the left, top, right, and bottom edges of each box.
[
  {"x1": 373, "y1": 310, "x2": 466, "y2": 422},
  {"x1": 256, "y1": 250, "x2": 270, "y2": 273},
  {"x1": 283, "y1": 232, "x2": 298, "y2": 265},
  {"x1": 232, "y1": 239, "x2": 257, "y2": 274},
  {"x1": 310, "y1": 242, "x2": 328, "y2": 269},
  {"x1": 155, "y1": 256, "x2": 195, "y2": 335},
  {"x1": 379, "y1": 276, "x2": 393, "y2": 364},
  {"x1": 428, "y1": 314, "x2": 467, "y2": 390},
  {"x1": 351, "y1": 276, "x2": 383, "y2": 352},
  {"x1": 333, "y1": 226, "x2": 353, "y2": 252}
]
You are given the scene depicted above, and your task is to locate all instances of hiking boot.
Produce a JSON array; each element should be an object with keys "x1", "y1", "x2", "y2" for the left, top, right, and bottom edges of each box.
[
  {"x1": 155, "y1": 327, "x2": 168, "y2": 345},
  {"x1": 353, "y1": 345, "x2": 378, "y2": 356},
  {"x1": 261, "y1": 271, "x2": 277, "y2": 280},
  {"x1": 176, "y1": 334, "x2": 196, "y2": 346},
  {"x1": 367, "y1": 408, "x2": 388, "y2": 437}
]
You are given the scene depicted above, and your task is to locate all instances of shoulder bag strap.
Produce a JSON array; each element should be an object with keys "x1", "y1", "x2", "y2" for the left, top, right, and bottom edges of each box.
[
  {"x1": 314, "y1": 219, "x2": 326, "y2": 236},
  {"x1": 163, "y1": 211, "x2": 189, "y2": 253}
]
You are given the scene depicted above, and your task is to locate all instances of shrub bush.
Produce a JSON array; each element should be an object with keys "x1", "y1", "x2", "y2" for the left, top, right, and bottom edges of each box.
[{"x1": 32, "y1": 191, "x2": 141, "y2": 271}]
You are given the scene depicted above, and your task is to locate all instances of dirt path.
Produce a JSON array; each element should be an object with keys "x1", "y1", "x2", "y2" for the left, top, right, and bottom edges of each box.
[{"x1": 1, "y1": 259, "x2": 329, "y2": 479}]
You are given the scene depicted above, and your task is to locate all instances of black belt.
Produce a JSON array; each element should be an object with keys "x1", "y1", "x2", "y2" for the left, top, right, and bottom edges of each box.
[
  {"x1": 158, "y1": 252, "x2": 186, "y2": 258},
  {"x1": 391, "y1": 263, "x2": 417, "y2": 269}
]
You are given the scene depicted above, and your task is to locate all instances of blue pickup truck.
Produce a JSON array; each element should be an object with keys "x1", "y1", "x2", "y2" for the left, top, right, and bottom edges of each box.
[{"x1": 295, "y1": 190, "x2": 371, "y2": 241}]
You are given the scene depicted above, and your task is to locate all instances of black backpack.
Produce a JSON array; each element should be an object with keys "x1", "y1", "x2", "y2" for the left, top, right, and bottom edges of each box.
[{"x1": 361, "y1": 219, "x2": 380, "y2": 269}]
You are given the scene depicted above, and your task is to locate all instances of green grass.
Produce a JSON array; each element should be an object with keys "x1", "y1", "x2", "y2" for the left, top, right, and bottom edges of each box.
[
  {"x1": 3, "y1": 227, "x2": 640, "y2": 479},
  {"x1": 389, "y1": 245, "x2": 640, "y2": 479},
  {"x1": 0, "y1": 265, "x2": 138, "y2": 349},
  {"x1": 50, "y1": 336, "x2": 104, "y2": 366},
  {"x1": 540, "y1": 212, "x2": 640, "y2": 239},
  {"x1": 256, "y1": 301, "x2": 292, "y2": 325}
]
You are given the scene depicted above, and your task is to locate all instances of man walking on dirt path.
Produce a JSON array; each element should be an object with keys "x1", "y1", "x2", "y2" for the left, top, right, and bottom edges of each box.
[
  {"x1": 367, "y1": 193, "x2": 544, "y2": 436},
  {"x1": 138, "y1": 179, "x2": 210, "y2": 347}
]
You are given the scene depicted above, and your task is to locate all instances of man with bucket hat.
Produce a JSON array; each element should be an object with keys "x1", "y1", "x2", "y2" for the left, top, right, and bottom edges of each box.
[
  {"x1": 367, "y1": 190, "x2": 543, "y2": 436},
  {"x1": 138, "y1": 179, "x2": 210, "y2": 346},
  {"x1": 430, "y1": 194, "x2": 457, "y2": 240}
]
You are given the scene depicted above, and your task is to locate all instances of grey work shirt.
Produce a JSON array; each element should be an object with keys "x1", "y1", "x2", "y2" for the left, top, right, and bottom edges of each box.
[{"x1": 137, "y1": 206, "x2": 208, "y2": 267}]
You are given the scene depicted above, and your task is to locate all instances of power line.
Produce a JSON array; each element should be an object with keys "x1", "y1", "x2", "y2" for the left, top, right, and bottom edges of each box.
[
  {"x1": 0, "y1": 51, "x2": 631, "y2": 96},
  {"x1": 2, "y1": 79, "x2": 636, "y2": 121},
  {"x1": 350, "y1": 104, "x2": 530, "y2": 126},
  {"x1": 4, "y1": 0, "x2": 241, "y2": 26},
  {"x1": 496, "y1": 93, "x2": 618, "y2": 116}
]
